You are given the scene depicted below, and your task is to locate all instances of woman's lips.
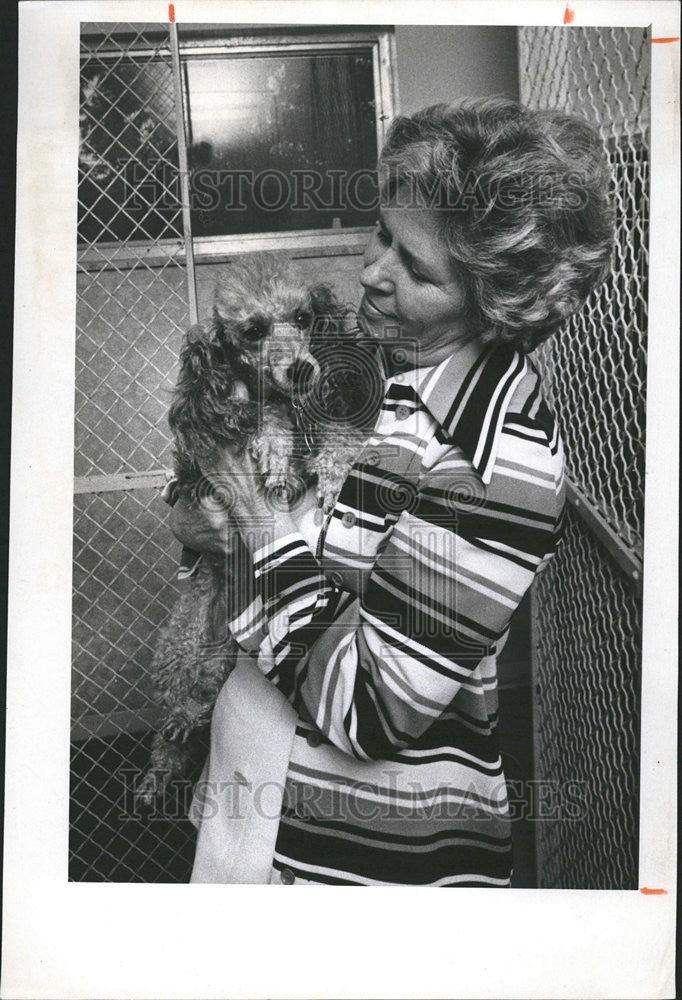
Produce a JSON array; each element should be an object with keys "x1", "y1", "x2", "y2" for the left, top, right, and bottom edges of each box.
[{"x1": 359, "y1": 295, "x2": 395, "y2": 319}]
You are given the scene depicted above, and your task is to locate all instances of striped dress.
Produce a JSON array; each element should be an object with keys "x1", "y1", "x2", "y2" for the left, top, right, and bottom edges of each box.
[{"x1": 226, "y1": 338, "x2": 565, "y2": 886}]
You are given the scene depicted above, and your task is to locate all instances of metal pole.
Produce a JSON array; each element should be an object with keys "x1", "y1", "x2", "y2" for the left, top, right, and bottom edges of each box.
[
  {"x1": 566, "y1": 482, "x2": 643, "y2": 588},
  {"x1": 169, "y1": 21, "x2": 198, "y2": 326}
]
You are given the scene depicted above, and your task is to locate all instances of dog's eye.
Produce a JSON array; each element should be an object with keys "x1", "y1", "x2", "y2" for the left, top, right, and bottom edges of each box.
[
  {"x1": 242, "y1": 321, "x2": 268, "y2": 342},
  {"x1": 295, "y1": 310, "x2": 312, "y2": 328}
]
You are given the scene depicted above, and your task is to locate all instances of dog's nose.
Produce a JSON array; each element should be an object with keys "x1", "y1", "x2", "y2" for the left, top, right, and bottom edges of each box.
[{"x1": 287, "y1": 359, "x2": 316, "y2": 391}]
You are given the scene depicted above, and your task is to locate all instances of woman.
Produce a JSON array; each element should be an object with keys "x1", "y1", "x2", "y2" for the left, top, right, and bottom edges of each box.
[{"x1": 172, "y1": 97, "x2": 614, "y2": 886}]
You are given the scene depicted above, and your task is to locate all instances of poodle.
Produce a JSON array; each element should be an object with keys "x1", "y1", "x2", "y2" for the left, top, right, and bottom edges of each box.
[{"x1": 135, "y1": 253, "x2": 382, "y2": 807}]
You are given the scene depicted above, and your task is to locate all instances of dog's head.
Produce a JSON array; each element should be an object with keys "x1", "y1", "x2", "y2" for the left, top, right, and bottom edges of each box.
[
  {"x1": 169, "y1": 253, "x2": 351, "y2": 471},
  {"x1": 213, "y1": 253, "x2": 342, "y2": 398}
]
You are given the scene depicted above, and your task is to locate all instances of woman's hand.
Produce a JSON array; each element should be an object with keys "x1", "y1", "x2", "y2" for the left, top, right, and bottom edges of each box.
[
  {"x1": 166, "y1": 476, "x2": 261, "y2": 618},
  {"x1": 168, "y1": 490, "x2": 239, "y2": 557},
  {"x1": 198, "y1": 445, "x2": 298, "y2": 555}
]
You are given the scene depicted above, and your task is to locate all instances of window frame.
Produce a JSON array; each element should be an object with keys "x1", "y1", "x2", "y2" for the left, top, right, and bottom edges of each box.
[{"x1": 78, "y1": 26, "x2": 398, "y2": 269}]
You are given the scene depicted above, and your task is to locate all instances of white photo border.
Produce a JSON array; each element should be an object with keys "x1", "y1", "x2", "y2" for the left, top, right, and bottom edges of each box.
[{"x1": 4, "y1": 2, "x2": 679, "y2": 998}]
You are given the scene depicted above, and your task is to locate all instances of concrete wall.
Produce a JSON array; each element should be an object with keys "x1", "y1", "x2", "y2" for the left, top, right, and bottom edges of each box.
[{"x1": 394, "y1": 26, "x2": 519, "y2": 114}]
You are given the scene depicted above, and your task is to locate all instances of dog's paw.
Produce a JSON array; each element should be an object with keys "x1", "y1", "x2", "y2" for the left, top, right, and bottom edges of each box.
[
  {"x1": 161, "y1": 709, "x2": 194, "y2": 744},
  {"x1": 263, "y1": 466, "x2": 290, "y2": 491},
  {"x1": 307, "y1": 447, "x2": 354, "y2": 514},
  {"x1": 317, "y1": 473, "x2": 347, "y2": 514},
  {"x1": 259, "y1": 450, "x2": 294, "y2": 488},
  {"x1": 253, "y1": 421, "x2": 296, "y2": 491},
  {"x1": 135, "y1": 770, "x2": 167, "y2": 808}
]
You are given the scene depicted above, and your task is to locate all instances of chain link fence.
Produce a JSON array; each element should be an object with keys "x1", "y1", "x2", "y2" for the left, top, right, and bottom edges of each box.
[
  {"x1": 72, "y1": 23, "x2": 198, "y2": 881},
  {"x1": 519, "y1": 26, "x2": 649, "y2": 888}
]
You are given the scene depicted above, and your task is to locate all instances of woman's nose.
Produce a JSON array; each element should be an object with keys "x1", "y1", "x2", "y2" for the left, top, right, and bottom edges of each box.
[
  {"x1": 360, "y1": 230, "x2": 394, "y2": 293},
  {"x1": 360, "y1": 251, "x2": 394, "y2": 294}
]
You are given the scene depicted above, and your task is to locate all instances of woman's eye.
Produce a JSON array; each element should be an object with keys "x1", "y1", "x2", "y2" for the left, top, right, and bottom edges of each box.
[
  {"x1": 410, "y1": 266, "x2": 428, "y2": 283},
  {"x1": 295, "y1": 311, "x2": 312, "y2": 327}
]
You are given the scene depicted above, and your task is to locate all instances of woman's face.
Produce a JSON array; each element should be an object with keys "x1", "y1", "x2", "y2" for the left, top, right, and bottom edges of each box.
[{"x1": 358, "y1": 202, "x2": 472, "y2": 369}]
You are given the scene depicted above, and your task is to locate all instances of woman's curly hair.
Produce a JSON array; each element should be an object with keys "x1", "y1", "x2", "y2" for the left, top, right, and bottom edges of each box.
[{"x1": 379, "y1": 97, "x2": 615, "y2": 352}]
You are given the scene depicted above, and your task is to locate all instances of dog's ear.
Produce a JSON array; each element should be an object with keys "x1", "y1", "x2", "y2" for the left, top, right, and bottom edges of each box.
[
  {"x1": 170, "y1": 320, "x2": 236, "y2": 457},
  {"x1": 212, "y1": 318, "x2": 257, "y2": 392},
  {"x1": 180, "y1": 320, "x2": 224, "y2": 375}
]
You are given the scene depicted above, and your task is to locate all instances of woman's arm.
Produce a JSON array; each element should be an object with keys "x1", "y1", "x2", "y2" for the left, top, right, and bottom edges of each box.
[
  {"x1": 168, "y1": 492, "x2": 238, "y2": 558},
  {"x1": 228, "y1": 413, "x2": 565, "y2": 760},
  {"x1": 167, "y1": 489, "x2": 268, "y2": 642}
]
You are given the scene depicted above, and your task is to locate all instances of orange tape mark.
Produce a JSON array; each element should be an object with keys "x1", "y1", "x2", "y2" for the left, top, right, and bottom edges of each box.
[
  {"x1": 640, "y1": 887, "x2": 667, "y2": 894},
  {"x1": 169, "y1": 3, "x2": 175, "y2": 22},
  {"x1": 563, "y1": 5, "x2": 575, "y2": 24},
  {"x1": 651, "y1": 37, "x2": 679, "y2": 43}
]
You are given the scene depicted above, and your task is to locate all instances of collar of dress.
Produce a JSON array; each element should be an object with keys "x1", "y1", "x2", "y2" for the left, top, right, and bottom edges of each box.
[{"x1": 385, "y1": 339, "x2": 529, "y2": 486}]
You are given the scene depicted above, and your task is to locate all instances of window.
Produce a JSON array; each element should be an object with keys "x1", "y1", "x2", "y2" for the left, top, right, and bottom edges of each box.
[
  {"x1": 79, "y1": 52, "x2": 181, "y2": 246},
  {"x1": 78, "y1": 26, "x2": 396, "y2": 258}
]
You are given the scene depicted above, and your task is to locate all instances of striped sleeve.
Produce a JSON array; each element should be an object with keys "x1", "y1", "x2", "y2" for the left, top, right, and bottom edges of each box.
[
  {"x1": 223, "y1": 533, "x2": 330, "y2": 656},
  {"x1": 251, "y1": 411, "x2": 565, "y2": 760},
  {"x1": 252, "y1": 532, "x2": 335, "y2": 634}
]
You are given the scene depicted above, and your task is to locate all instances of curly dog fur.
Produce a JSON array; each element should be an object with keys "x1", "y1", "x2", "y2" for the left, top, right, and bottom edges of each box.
[{"x1": 136, "y1": 253, "x2": 380, "y2": 806}]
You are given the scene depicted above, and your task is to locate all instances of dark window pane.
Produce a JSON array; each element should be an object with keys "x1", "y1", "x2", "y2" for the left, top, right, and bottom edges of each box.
[
  {"x1": 184, "y1": 50, "x2": 379, "y2": 236},
  {"x1": 78, "y1": 56, "x2": 182, "y2": 245}
]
